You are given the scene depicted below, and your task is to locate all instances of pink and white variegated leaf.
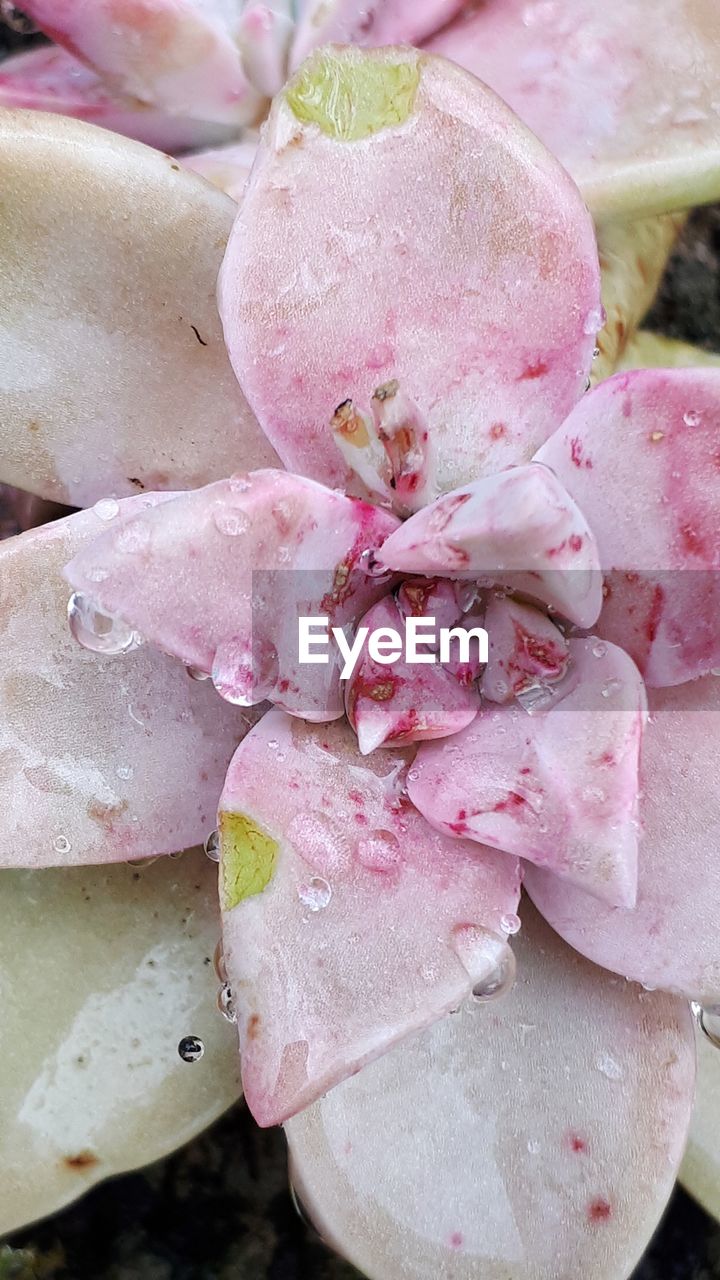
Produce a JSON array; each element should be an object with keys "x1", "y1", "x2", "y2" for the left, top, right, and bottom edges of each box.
[
  {"x1": 286, "y1": 901, "x2": 695, "y2": 1280},
  {"x1": 290, "y1": 0, "x2": 467, "y2": 74},
  {"x1": 525, "y1": 676, "x2": 720, "y2": 1002},
  {"x1": 426, "y1": 0, "x2": 720, "y2": 221},
  {"x1": 65, "y1": 471, "x2": 399, "y2": 722},
  {"x1": 345, "y1": 595, "x2": 480, "y2": 753},
  {"x1": 0, "y1": 45, "x2": 240, "y2": 151},
  {"x1": 378, "y1": 463, "x2": 603, "y2": 627},
  {"x1": 481, "y1": 596, "x2": 569, "y2": 704},
  {"x1": 219, "y1": 46, "x2": 600, "y2": 495},
  {"x1": 218, "y1": 709, "x2": 521, "y2": 1126},
  {"x1": 0, "y1": 112, "x2": 277, "y2": 507},
  {"x1": 536, "y1": 368, "x2": 720, "y2": 685},
  {"x1": 409, "y1": 639, "x2": 646, "y2": 909},
  {"x1": 0, "y1": 500, "x2": 257, "y2": 870},
  {"x1": 19, "y1": 0, "x2": 262, "y2": 125}
]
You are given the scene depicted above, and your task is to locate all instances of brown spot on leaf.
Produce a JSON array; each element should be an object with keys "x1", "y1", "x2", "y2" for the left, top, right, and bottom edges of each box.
[{"x1": 64, "y1": 1151, "x2": 98, "y2": 1171}]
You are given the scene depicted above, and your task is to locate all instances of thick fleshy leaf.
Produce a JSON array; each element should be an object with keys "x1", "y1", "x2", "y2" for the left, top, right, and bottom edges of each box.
[
  {"x1": 536, "y1": 368, "x2": 720, "y2": 685},
  {"x1": 219, "y1": 709, "x2": 521, "y2": 1126},
  {"x1": 0, "y1": 501, "x2": 253, "y2": 870},
  {"x1": 286, "y1": 900, "x2": 695, "y2": 1280},
  {"x1": 426, "y1": 0, "x2": 720, "y2": 220},
  {"x1": 481, "y1": 596, "x2": 569, "y2": 704},
  {"x1": 0, "y1": 110, "x2": 277, "y2": 507},
  {"x1": 0, "y1": 45, "x2": 240, "y2": 150},
  {"x1": 20, "y1": 0, "x2": 262, "y2": 125},
  {"x1": 219, "y1": 45, "x2": 600, "y2": 493},
  {"x1": 680, "y1": 1025, "x2": 720, "y2": 1222},
  {"x1": 378, "y1": 463, "x2": 603, "y2": 627},
  {"x1": 290, "y1": 0, "x2": 466, "y2": 72},
  {"x1": 345, "y1": 595, "x2": 480, "y2": 753},
  {"x1": 593, "y1": 214, "x2": 687, "y2": 383},
  {"x1": 65, "y1": 471, "x2": 400, "y2": 721},
  {"x1": 618, "y1": 330, "x2": 720, "y2": 373},
  {"x1": 0, "y1": 849, "x2": 240, "y2": 1236},
  {"x1": 525, "y1": 677, "x2": 720, "y2": 1001},
  {"x1": 409, "y1": 639, "x2": 646, "y2": 908},
  {"x1": 237, "y1": 0, "x2": 294, "y2": 98},
  {"x1": 181, "y1": 135, "x2": 259, "y2": 200}
]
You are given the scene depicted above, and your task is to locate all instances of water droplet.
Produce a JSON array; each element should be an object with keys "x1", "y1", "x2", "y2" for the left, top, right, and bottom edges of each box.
[
  {"x1": 527, "y1": 1139, "x2": 541, "y2": 1155},
  {"x1": 711, "y1": 668, "x2": 720, "y2": 678},
  {"x1": 356, "y1": 829, "x2": 402, "y2": 873},
  {"x1": 457, "y1": 581, "x2": 479, "y2": 613},
  {"x1": 407, "y1": 768, "x2": 420, "y2": 783},
  {"x1": 93, "y1": 497, "x2": 120, "y2": 521},
  {"x1": 213, "y1": 938, "x2": 228, "y2": 983},
  {"x1": 592, "y1": 641, "x2": 607, "y2": 658},
  {"x1": 453, "y1": 924, "x2": 516, "y2": 1002},
  {"x1": 601, "y1": 678, "x2": 622, "y2": 699},
  {"x1": 204, "y1": 829, "x2": 220, "y2": 862},
  {"x1": 228, "y1": 473, "x2": 252, "y2": 494},
  {"x1": 116, "y1": 764, "x2": 133, "y2": 781},
  {"x1": 692, "y1": 1002, "x2": 720, "y2": 1050},
  {"x1": 596, "y1": 1052, "x2": 624, "y2": 1080},
  {"x1": 683, "y1": 409, "x2": 702, "y2": 427},
  {"x1": 53, "y1": 835, "x2": 71, "y2": 855},
  {"x1": 68, "y1": 592, "x2": 142, "y2": 655},
  {"x1": 186, "y1": 664, "x2": 210, "y2": 681},
  {"x1": 583, "y1": 305, "x2": 605, "y2": 335},
  {"x1": 297, "y1": 877, "x2": 332, "y2": 912},
  {"x1": 515, "y1": 679, "x2": 555, "y2": 715},
  {"x1": 214, "y1": 507, "x2": 250, "y2": 537},
  {"x1": 286, "y1": 812, "x2": 346, "y2": 874},
  {"x1": 500, "y1": 912, "x2": 522, "y2": 936},
  {"x1": 86, "y1": 566, "x2": 110, "y2": 584},
  {"x1": 178, "y1": 1035, "x2": 204, "y2": 1063},
  {"x1": 217, "y1": 982, "x2": 237, "y2": 1023},
  {"x1": 212, "y1": 636, "x2": 277, "y2": 706},
  {"x1": 358, "y1": 548, "x2": 392, "y2": 579}
]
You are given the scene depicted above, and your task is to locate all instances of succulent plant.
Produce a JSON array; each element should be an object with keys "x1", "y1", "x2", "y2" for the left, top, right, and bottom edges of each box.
[{"x1": 1, "y1": 11, "x2": 720, "y2": 1280}]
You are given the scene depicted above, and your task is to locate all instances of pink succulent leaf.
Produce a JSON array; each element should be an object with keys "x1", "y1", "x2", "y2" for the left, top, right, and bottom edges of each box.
[
  {"x1": 180, "y1": 134, "x2": 259, "y2": 201},
  {"x1": 426, "y1": 0, "x2": 720, "y2": 220},
  {"x1": 370, "y1": 380, "x2": 436, "y2": 516},
  {"x1": 286, "y1": 901, "x2": 696, "y2": 1280},
  {"x1": 526, "y1": 675, "x2": 720, "y2": 1003},
  {"x1": 536, "y1": 368, "x2": 720, "y2": 685},
  {"x1": 409, "y1": 638, "x2": 646, "y2": 909},
  {"x1": 378, "y1": 462, "x2": 603, "y2": 628},
  {"x1": 219, "y1": 45, "x2": 600, "y2": 494},
  {"x1": 481, "y1": 596, "x2": 570, "y2": 705},
  {"x1": 344, "y1": 595, "x2": 480, "y2": 753},
  {"x1": 218, "y1": 708, "x2": 521, "y2": 1126},
  {"x1": 330, "y1": 399, "x2": 395, "y2": 507},
  {"x1": 395, "y1": 576, "x2": 462, "y2": 632},
  {"x1": 0, "y1": 45, "x2": 241, "y2": 151},
  {"x1": 19, "y1": 0, "x2": 263, "y2": 125},
  {"x1": 237, "y1": 1, "x2": 294, "y2": 98},
  {"x1": 443, "y1": 609, "x2": 487, "y2": 687},
  {"x1": 290, "y1": 0, "x2": 467, "y2": 71},
  {"x1": 0, "y1": 499, "x2": 258, "y2": 870},
  {"x1": 0, "y1": 112, "x2": 278, "y2": 506},
  {"x1": 64, "y1": 471, "x2": 400, "y2": 722}
]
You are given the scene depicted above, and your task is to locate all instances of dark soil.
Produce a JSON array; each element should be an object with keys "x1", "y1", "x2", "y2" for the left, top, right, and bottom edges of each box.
[{"x1": 1, "y1": 17, "x2": 720, "y2": 1280}]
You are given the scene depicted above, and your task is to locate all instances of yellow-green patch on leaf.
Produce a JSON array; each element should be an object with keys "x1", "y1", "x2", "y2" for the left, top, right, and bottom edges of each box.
[
  {"x1": 286, "y1": 48, "x2": 419, "y2": 142},
  {"x1": 219, "y1": 811, "x2": 278, "y2": 911}
]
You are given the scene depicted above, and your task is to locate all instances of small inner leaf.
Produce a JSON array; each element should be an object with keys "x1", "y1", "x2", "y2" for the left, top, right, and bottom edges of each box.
[
  {"x1": 286, "y1": 49, "x2": 420, "y2": 141},
  {"x1": 220, "y1": 811, "x2": 278, "y2": 910}
]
